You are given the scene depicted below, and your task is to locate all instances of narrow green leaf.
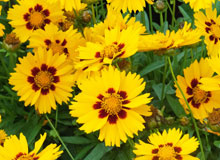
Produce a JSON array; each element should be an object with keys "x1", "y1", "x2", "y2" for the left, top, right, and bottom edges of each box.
[
  {"x1": 140, "y1": 60, "x2": 165, "y2": 76},
  {"x1": 62, "y1": 136, "x2": 92, "y2": 144},
  {"x1": 84, "y1": 143, "x2": 112, "y2": 160},
  {"x1": 166, "y1": 94, "x2": 186, "y2": 117}
]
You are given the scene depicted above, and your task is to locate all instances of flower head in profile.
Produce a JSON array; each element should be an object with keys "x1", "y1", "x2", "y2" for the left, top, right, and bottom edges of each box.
[
  {"x1": 9, "y1": 48, "x2": 75, "y2": 114},
  {"x1": 139, "y1": 22, "x2": 201, "y2": 54},
  {"x1": 89, "y1": 5, "x2": 146, "y2": 37},
  {"x1": 195, "y1": 8, "x2": 220, "y2": 57},
  {"x1": 28, "y1": 24, "x2": 85, "y2": 61},
  {"x1": 133, "y1": 128, "x2": 199, "y2": 160},
  {"x1": 47, "y1": 0, "x2": 87, "y2": 11},
  {"x1": 69, "y1": 66, "x2": 152, "y2": 147},
  {"x1": 0, "y1": 133, "x2": 62, "y2": 160},
  {"x1": 107, "y1": 0, "x2": 154, "y2": 13},
  {"x1": 183, "y1": 0, "x2": 214, "y2": 11},
  {"x1": 7, "y1": 0, "x2": 63, "y2": 42},
  {"x1": 76, "y1": 26, "x2": 140, "y2": 73},
  {"x1": 175, "y1": 58, "x2": 220, "y2": 122}
]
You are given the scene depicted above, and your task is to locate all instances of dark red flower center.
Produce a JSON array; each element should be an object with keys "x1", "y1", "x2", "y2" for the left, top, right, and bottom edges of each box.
[
  {"x1": 93, "y1": 88, "x2": 130, "y2": 124},
  {"x1": 44, "y1": 39, "x2": 69, "y2": 55},
  {"x1": 205, "y1": 19, "x2": 220, "y2": 44},
  {"x1": 14, "y1": 152, "x2": 39, "y2": 160},
  {"x1": 152, "y1": 143, "x2": 182, "y2": 160},
  {"x1": 23, "y1": 4, "x2": 50, "y2": 30},
  {"x1": 95, "y1": 42, "x2": 125, "y2": 60},
  {"x1": 186, "y1": 78, "x2": 211, "y2": 109},
  {"x1": 27, "y1": 64, "x2": 59, "y2": 95}
]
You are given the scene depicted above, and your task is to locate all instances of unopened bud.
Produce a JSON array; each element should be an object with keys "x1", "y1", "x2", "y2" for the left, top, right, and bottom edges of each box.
[
  {"x1": 82, "y1": 10, "x2": 92, "y2": 23},
  {"x1": 3, "y1": 32, "x2": 20, "y2": 52}
]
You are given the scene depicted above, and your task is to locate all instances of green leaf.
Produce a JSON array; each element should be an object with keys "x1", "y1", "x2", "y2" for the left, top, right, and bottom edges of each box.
[
  {"x1": 62, "y1": 136, "x2": 92, "y2": 144},
  {"x1": 166, "y1": 94, "x2": 186, "y2": 117},
  {"x1": 75, "y1": 143, "x2": 96, "y2": 160},
  {"x1": 84, "y1": 143, "x2": 112, "y2": 160},
  {"x1": 135, "y1": 11, "x2": 150, "y2": 32},
  {"x1": 214, "y1": 141, "x2": 220, "y2": 148},
  {"x1": 140, "y1": 60, "x2": 165, "y2": 76}
]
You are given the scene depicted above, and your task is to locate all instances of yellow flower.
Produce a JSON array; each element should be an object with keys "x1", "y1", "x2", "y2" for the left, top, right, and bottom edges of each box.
[
  {"x1": 0, "y1": 133, "x2": 63, "y2": 160},
  {"x1": 47, "y1": 0, "x2": 87, "y2": 11},
  {"x1": 76, "y1": 26, "x2": 140, "y2": 73},
  {"x1": 7, "y1": 0, "x2": 63, "y2": 42},
  {"x1": 69, "y1": 66, "x2": 152, "y2": 147},
  {"x1": 133, "y1": 128, "x2": 199, "y2": 160},
  {"x1": 200, "y1": 57, "x2": 220, "y2": 91},
  {"x1": 175, "y1": 58, "x2": 220, "y2": 122},
  {"x1": 9, "y1": 48, "x2": 75, "y2": 114},
  {"x1": 195, "y1": 8, "x2": 220, "y2": 57},
  {"x1": 0, "y1": 6, "x2": 5, "y2": 37},
  {"x1": 107, "y1": 0, "x2": 154, "y2": 13},
  {"x1": 139, "y1": 22, "x2": 201, "y2": 53},
  {"x1": 0, "y1": 24, "x2": 5, "y2": 37},
  {"x1": 0, "y1": 130, "x2": 7, "y2": 146},
  {"x1": 28, "y1": 24, "x2": 85, "y2": 61},
  {"x1": 89, "y1": 5, "x2": 146, "y2": 37},
  {"x1": 183, "y1": 0, "x2": 214, "y2": 11}
]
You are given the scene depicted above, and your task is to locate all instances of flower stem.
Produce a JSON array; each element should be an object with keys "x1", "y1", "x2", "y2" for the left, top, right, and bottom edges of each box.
[
  {"x1": 149, "y1": 5, "x2": 153, "y2": 33},
  {"x1": 45, "y1": 115, "x2": 75, "y2": 160},
  {"x1": 55, "y1": 107, "x2": 58, "y2": 128},
  {"x1": 91, "y1": 4, "x2": 96, "y2": 24},
  {"x1": 161, "y1": 56, "x2": 168, "y2": 104},
  {"x1": 160, "y1": 12, "x2": 163, "y2": 26},
  {"x1": 171, "y1": 0, "x2": 176, "y2": 27},
  {"x1": 167, "y1": 57, "x2": 205, "y2": 160}
]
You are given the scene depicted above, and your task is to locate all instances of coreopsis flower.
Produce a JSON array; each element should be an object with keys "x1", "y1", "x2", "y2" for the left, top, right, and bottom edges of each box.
[
  {"x1": 0, "y1": 130, "x2": 7, "y2": 146},
  {"x1": 0, "y1": 133, "x2": 63, "y2": 160},
  {"x1": 183, "y1": 0, "x2": 214, "y2": 11},
  {"x1": 48, "y1": 0, "x2": 87, "y2": 11},
  {"x1": 107, "y1": 0, "x2": 154, "y2": 13},
  {"x1": 195, "y1": 8, "x2": 220, "y2": 57},
  {"x1": 175, "y1": 58, "x2": 220, "y2": 122},
  {"x1": 90, "y1": 5, "x2": 146, "y2": 37},
  {"x1": 133, "y1": 128, "x2": 199, "y2": 160},
  {"x1": 76, "y1": 26, "x2": 140, "y2": 72},
  {"x1": 139, "y1": 22, "x2": 201, "y2": 54},
  {"x1": 0, "y1": 6, "x2": 5, "y2": 37},
  {"x1": 69, "y1": 66, "x2": 152, "y2": 147},
  {"x1": 28, "y1": 24, "x2": 85, "y2": 61},
  {"x1": 200, "y1": 57, "x2": 220, "y2": 91},
  {"x1": 0, "y1": 24, "x2": 4, "y2": 37},
  {"x1": 7, "y1": 0, "x2": 63, "y2": 42},
  {"x1": 9, "y1": 48, "x2": 75, "y2": 114}
]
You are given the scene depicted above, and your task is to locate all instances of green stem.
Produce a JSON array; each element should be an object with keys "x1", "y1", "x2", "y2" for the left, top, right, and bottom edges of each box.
[
  {"x1": 160, "y1": 12, "x2": 163, "y2": 26},
  {"x1": 167, "y1": 57, "x2": 205, "y2": 160},
  {"x1": 165, "y1": 8, "x2": 167, "y2": 22},
  {"x1": 161, "y1": 56, "x2": 168, "y2": 104},
  {"x1": 55, "y1": 107, "x2": 58, "y2": 128},
  {"x1": 45, "y1": 115, "x2": 75, "y2": 160},
  {"x1": 171, "y1": 0, "x2": 176, "y2": 27},
  {"x1": 9, "y1": 52, "x2": 15, "y2": 71},
  {"x1": 149, "y1": 5, "x2": 153, "y2": 33},
  {"x1": 165, "y1": 0, "x2": 176, "y2": 25},
  {"x1": 91, "y1": 4, "x2": 96, "y2": 24}
]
